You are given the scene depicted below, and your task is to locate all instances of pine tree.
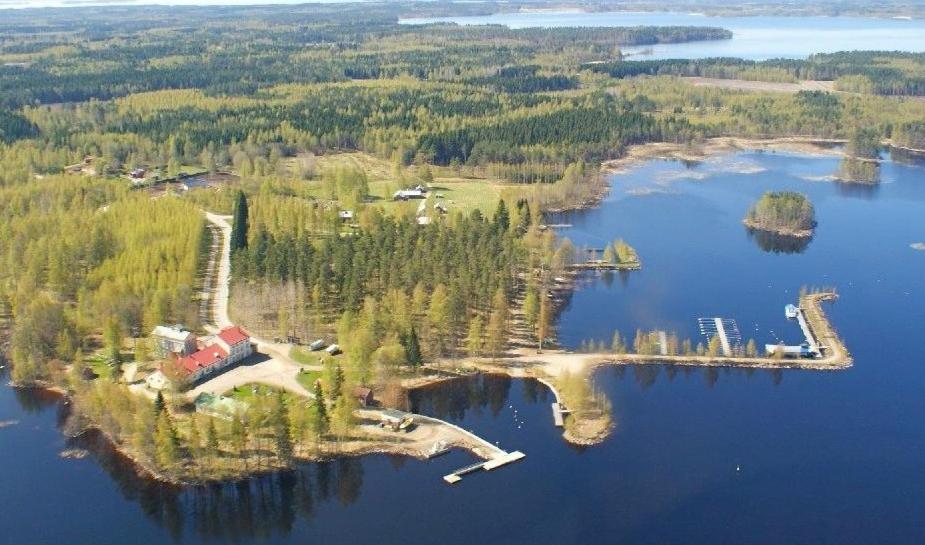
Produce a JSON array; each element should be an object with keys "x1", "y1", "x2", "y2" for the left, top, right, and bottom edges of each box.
[
  {"x1": 404, "y1": 327, "x2": 423, "y2": 366},
  {"x1": 205, "y1": 417, "x2": 219, "y2": 456},
  {"x1": 331, "y1": 364, "x2": 345, "y2": 402},
  {"x1": 312, "y1": 381, "x2": 330, "y2": 438},
  {"x1": 154, "y1": 391, "x2": 166, "y2": 415},
  {"x1": 493, "y1": 199, "x2": 510, "y2": 232},
  {"x1": 272, "y1": 392, "x2": 294, "y2": 464},
  {"x1": 154, "y1": 410, "x2": 180, "y2": 468},
  {"x1": 231, "y1": 190, "x2": 249, "y2": 252}
]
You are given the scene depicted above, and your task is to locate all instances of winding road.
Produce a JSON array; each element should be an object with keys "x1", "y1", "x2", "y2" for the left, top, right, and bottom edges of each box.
[{"x1": 191, "y1": 212, "x2": 313, "y2": 399}]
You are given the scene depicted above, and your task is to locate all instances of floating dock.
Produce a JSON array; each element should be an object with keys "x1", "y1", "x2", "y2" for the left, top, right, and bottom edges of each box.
[
  {"x1": 443, "y1": 451, "x2": 526, "y2": 484},
  {"x1": 697, "y1": 317, "x2": 742, "y2": 356},
  {"x1": 552, "y1": 403, "x2": 567, "y2": 427}
]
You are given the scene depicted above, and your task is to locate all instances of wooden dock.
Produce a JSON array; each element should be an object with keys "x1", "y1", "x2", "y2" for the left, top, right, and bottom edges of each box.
[
  {"x1": 443, "y1": 451, "x2": 526, "y2": 484},
  {"x1": 552, "y1": 403, "x2": 565, "y2": 427}
]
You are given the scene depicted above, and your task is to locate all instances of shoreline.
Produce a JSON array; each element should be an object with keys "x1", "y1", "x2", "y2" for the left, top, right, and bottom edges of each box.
[
  {"x1": 602, "y1": 136, "x2": 847, "y2": 176},
  {"x1": 742, "y1": 219, "x2": 814, "y2": 239},
  {"x1": 3, "y1": 138, "x2": 859, "y2": 485}
]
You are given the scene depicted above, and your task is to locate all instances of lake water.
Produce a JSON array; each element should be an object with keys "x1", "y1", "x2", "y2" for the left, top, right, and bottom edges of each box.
[
  {"x1": 2, "y1": 149, "x2": 924, "y2": 544},
  {"x1": 401, "y1": 11, "x2": 925, "y2": 60}
]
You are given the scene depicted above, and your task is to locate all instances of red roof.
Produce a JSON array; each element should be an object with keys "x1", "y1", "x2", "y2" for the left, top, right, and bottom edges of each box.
[
  {"x1": 217, "y1": 326, "x2": 249, "y2": 346},
  {"x1": 178, "y1": 344, "x2": 228, "y2": 374}
]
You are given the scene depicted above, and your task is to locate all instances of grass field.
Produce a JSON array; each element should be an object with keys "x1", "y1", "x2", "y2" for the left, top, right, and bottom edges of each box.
[
  {"x1": 306, "y1": 151, "x2": 527, "y2": 216},
  {"x1": 295, "y1": 369, "x2": 323, "y2": 392}
]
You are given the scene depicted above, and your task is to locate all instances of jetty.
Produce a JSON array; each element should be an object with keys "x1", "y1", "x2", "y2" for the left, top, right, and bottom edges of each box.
[
  {"x1": 443, "y1": 451, "x2": 526, "y2": 484},
  {"x1": 766, "y1": 300, "x2": 826, "y2": 358}
]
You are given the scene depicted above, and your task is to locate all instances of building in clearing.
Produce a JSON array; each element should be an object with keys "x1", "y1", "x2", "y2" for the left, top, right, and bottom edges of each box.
[
  {"x1": 151, "y1": 325, "x2": 197, "y2": 357},
  {"x1": 393, "y1": 188, "x2": 425, "y2": 201},
  {"x1": 353, "y1": 386, "x2": 374, "y2": 407},
  {"x1": 177, "y1": 326, "x2": 253, "y2": 383},
  {"x1": 145, "y1": 370, "x2": 172, "y2": 391},
  {"x1": 193, "y1": 392, "x2": 248, "y2": 420}
]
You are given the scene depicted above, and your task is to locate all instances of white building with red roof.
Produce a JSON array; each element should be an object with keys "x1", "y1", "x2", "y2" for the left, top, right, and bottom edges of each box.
[{"x1": 176, "y1": 326, "x2": 253, "y2": 383}]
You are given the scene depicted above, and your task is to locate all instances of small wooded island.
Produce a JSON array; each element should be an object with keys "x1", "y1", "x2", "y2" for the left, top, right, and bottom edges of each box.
[{"x1": 743, "y1": 191, "x2": 816, "y2": 238}]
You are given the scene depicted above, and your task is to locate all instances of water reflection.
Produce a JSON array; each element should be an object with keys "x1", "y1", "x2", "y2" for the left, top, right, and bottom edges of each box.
[
  {"x1": 409, "y1": 373, "x2": 518, "y2": 421},
  {"x1": 835, "y1": 180, "x2": 881, "y2": 200},
  {"x1": 890, "y1": 147, "x2": 925, "y2": 167},
  {"x1": 609, "y1": 364, "x2": 785, "y2": 389},
  {"x1": 6, "y1": 385, "x2": 369, "y2": 543},
  {"x1": 745, "y1": 227, "x2": 813, "y2": 254}
]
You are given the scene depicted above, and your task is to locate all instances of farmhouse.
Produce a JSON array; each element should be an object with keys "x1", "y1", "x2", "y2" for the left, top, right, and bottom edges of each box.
[
  {"x1": 393, "y1": 188, "x2": 425, "y2": 201},
  {"x1": 176, "y1": 326, "x2": 253, "y2": 383}
]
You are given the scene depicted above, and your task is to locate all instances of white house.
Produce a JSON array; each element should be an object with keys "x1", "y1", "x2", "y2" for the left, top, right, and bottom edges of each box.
[{"x1": 151, "y1": 325, "x2": 197, "y2": 357}]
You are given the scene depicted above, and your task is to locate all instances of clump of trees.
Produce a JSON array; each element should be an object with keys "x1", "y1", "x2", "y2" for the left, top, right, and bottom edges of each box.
[{"x1": 743, "y1": 191, "x2": 816, "y2": 236}]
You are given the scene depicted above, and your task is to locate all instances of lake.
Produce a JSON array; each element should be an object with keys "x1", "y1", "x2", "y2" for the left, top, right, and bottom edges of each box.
[
  {"x1": 2, "y1": 148, "x2": 923, "y2": 544},
  {"x1": 401, "y1": 11, "x2": 925, "y2": 60}
]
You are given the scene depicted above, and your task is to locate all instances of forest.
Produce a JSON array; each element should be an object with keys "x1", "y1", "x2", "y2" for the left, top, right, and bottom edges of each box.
[{"x1": 586, "y1": 52, "x2": 925, "y2": 96}]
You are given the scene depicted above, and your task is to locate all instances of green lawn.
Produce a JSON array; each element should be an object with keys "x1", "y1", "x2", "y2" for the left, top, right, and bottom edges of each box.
[
  {"x1": 296, "y1": 369, "x2": 323, "y2": 392},
  {"x1": 223, "y1": 382, "x2": 287, "y2": 402}
]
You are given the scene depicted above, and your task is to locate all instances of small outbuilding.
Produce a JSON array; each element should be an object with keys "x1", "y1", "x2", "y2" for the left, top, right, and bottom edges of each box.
[
  {"x1": 353, "y1": 386, "x2": 374, "y2": 407},
  {"x1": 145, "y1": 370, "x2": 172, "y2": 391}
]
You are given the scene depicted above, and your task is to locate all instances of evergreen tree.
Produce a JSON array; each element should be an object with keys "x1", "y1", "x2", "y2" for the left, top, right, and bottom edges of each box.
[
  {"x1": 232, "y1": 190, "x2": 249, "y2": 252},
  {"x1": 330, "y1": 364, "x2": 345, "y2": 402},
  {"x1": 154, "y1": 410, "x2": 180, "y2": 468},
  {"x1": 493, "y1": 199, "x2": 510, "y2": 232},
  {"x1": 205, "y1": 417, "x2": 219, "y2": 456},
  {"x1": 272, "y1": 392, "x2": 294, "y2": 464},
  {"x1": 312, "y1": 381, "x2": 330, "y2": 438},
  {"x1": 403, "y1": 326, "x2": 423, "y2": 366},
  {"x1": 154, "y1": 391, "x2": 166, "y2": 415}
]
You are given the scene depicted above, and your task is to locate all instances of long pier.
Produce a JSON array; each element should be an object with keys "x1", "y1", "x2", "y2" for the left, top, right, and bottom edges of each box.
[
  {"x1": 714, "y1": 318, "x2": 732, "y2": 356},
  {"x1": 443, "y1": 451, "x2": 526, "y2": 484},
  {"x1": 794, "y1": 306, "x2": 821, "y2": 356}
]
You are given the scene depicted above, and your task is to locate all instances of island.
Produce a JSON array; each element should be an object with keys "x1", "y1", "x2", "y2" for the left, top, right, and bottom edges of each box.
[
  {"x1": 743, "y1": 191, "x2": 816, "y2": 238},
  {"x1": 837, "y1": 127, "x2": 881, "y2": 183}
]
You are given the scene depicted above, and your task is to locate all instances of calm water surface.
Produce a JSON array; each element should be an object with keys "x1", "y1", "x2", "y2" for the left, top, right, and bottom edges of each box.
[
  {"x1": 2, "y1": 150, "x2": 924, "y2": 544},
  {"x1": 401, "y1": 11, "x2": 925, "y2": 59}
]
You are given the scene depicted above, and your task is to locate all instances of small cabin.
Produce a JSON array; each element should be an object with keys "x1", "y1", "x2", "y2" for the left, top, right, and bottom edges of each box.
[
  {"x1": 393, "y1": 189, "x2": 425, "y2": 201},
  {"x1": 353, "y1": 386, "x2": 374, "y2": 407}
]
